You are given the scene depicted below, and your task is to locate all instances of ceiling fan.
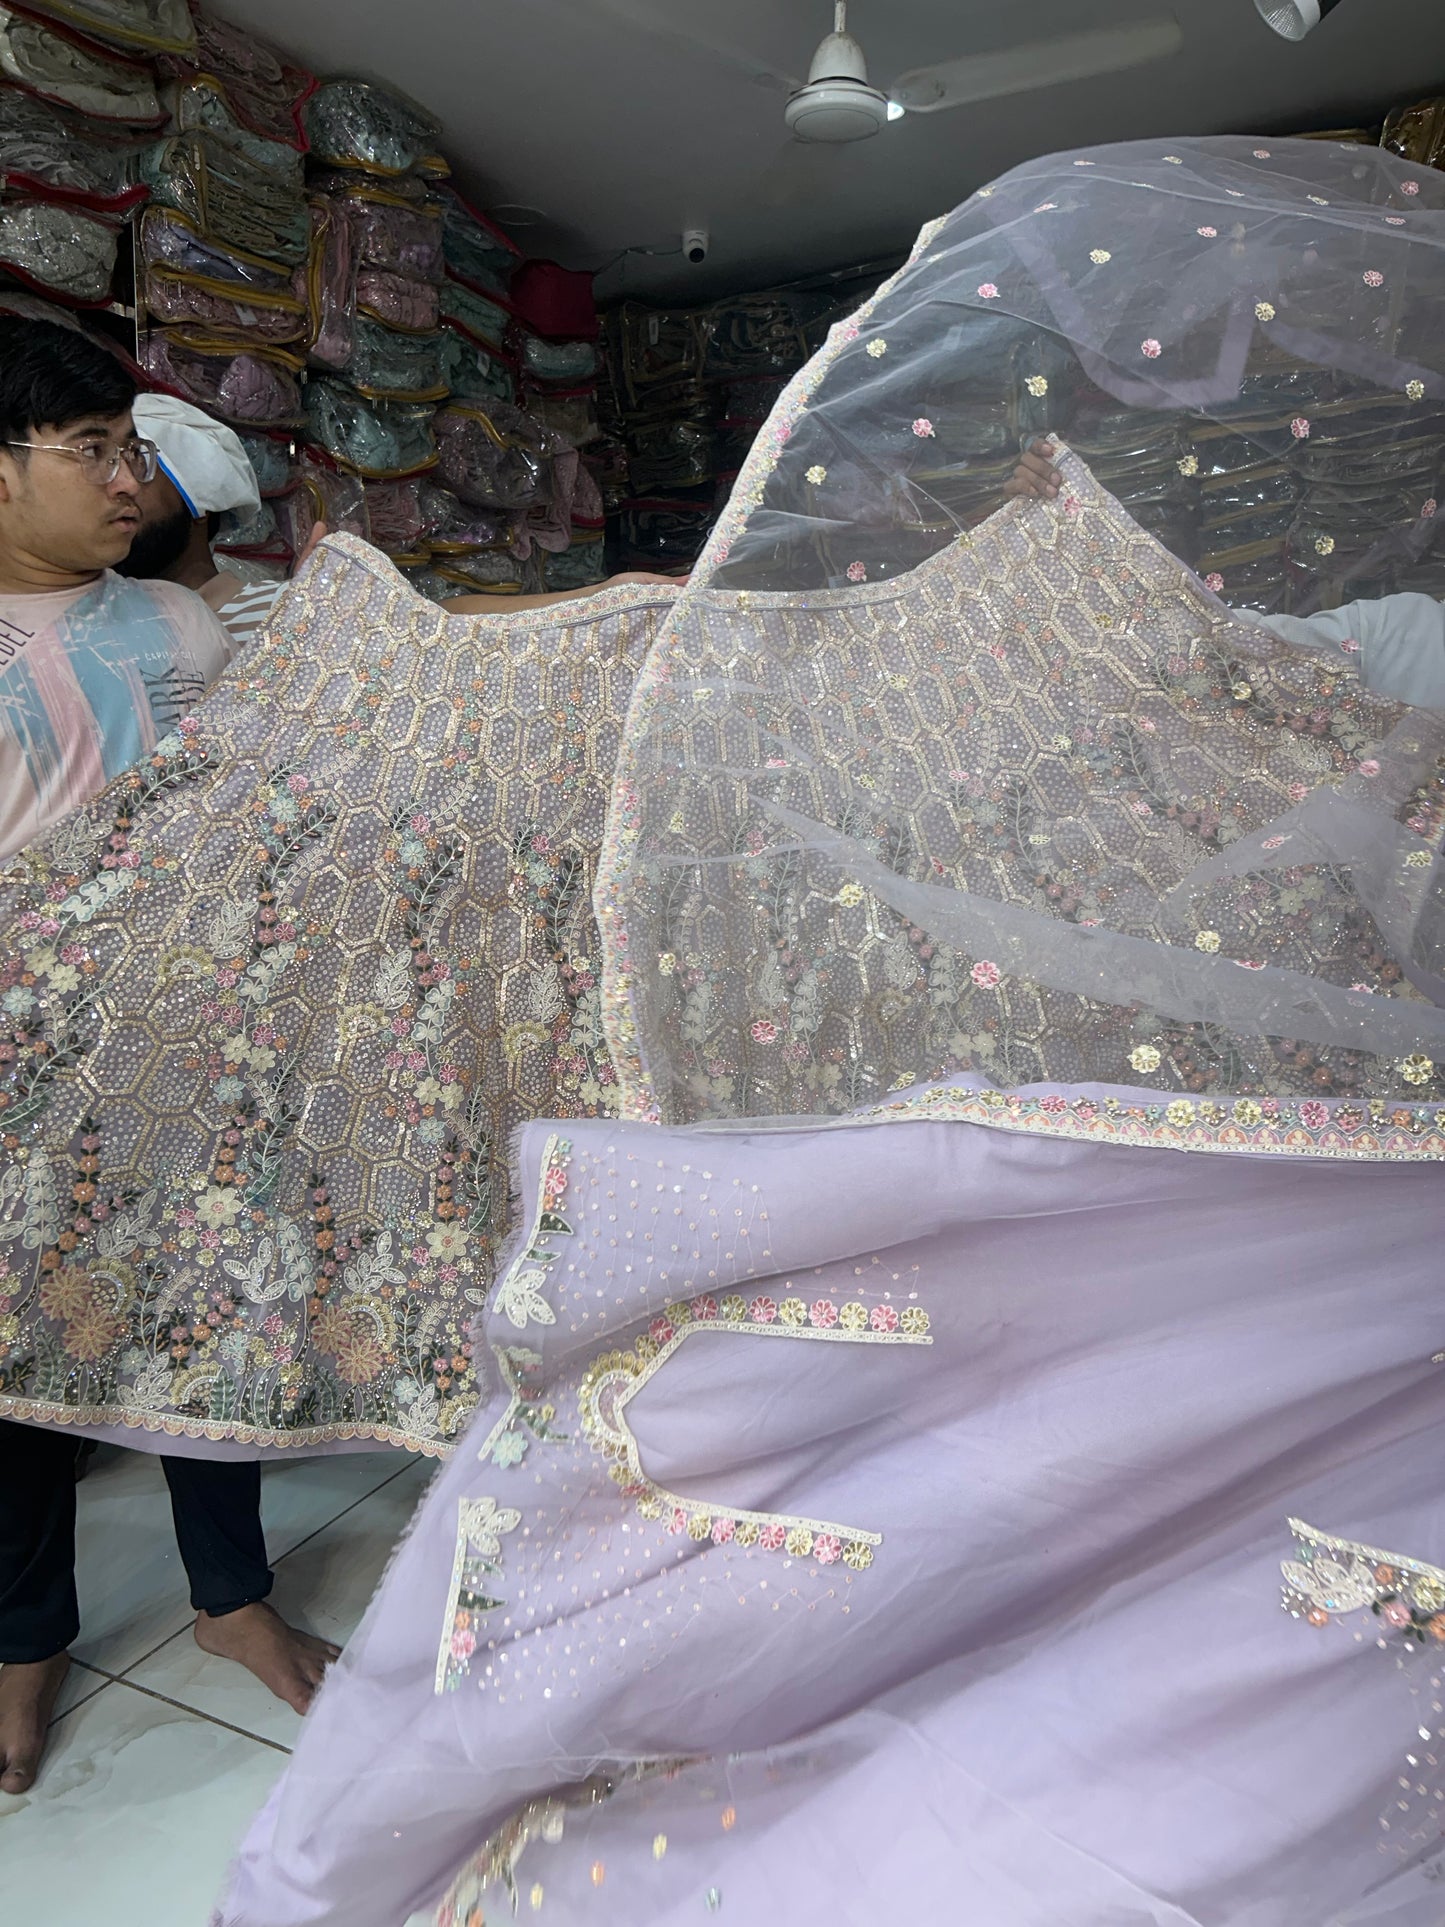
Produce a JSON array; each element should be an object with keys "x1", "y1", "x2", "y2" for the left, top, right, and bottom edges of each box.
[{"x1": 570, "y1": 1, "x2": 1184, "y2": 205}]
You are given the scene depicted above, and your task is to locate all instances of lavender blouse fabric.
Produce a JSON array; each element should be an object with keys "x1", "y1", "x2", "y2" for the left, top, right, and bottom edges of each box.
[{"x1": 215, "y1": 1097, "x2": 1443, "y2": 1927}]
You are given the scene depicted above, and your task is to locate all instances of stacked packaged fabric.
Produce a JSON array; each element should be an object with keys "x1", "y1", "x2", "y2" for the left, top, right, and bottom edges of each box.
[{"x1": 509, "y1": 258, "x2": 605, "y2": 588}]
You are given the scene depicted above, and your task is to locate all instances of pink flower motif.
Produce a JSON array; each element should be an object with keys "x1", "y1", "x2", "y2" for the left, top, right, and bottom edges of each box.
[
  {"x1": 383, "y1": 1049, "x2": 403, "y2": 1070},
  {"x1": 1357, "y1": 758, "x2": 1381, "y2": 777},
  {"x1": 1363, "y1": 270, "x2": 1384, "y2": 287},
  {"x1": 1350, "y1": 982, "x2": 1373, "y2": 994},
  {"x1": 971, "y1": 959, "x2": 1001, "y2": 988},
  {"x1": 1140, "y1": 338, "x2": 1162, "y2": 358},
  {"x1": 405, "y1": 1049, "x2": 426, "y2": 1073},
  {"x1": 450, "y1": 1626, "x2": 475, "y2": 1661},
  {"x1": 759, "y1": 1523, "x2": 786, "y2": 1551},
  {"x1": 750, "y1": 1019, "x2": 778, "y2": 1044},
  {"x1": 869, "y1": 1304, "x2": 899, "y2": 1333},
  {"x1": 1386, "y1": 215, "x2": 1406, "y2": 225},
  {"x1": 1262, "y1": 835, "x2": 1288, "y2": 850},
  {"x1": 649, "y1": 1317, "x2": 675, "y2": 1344},
  {"x1": 1299, "y1": 1100, "x2": 1329, "y2": 1130},
  {"x1": 1382, "y1": 1598, "x2": 1414, "y2": 1628},
  {"x1": 1234, "y1": 958, "x2": 1266, "y2": 970},
  {"x1": 765, "y1": 756, "x2": 787, "y2": 768},
  {"x1": 178, "y1": 714, "x2": 201, "y2": 734},
  {"x1": 1033, "y1": 202, "x2": 1057, "y2": 212},
  {"x1": 1288, "y1": 781, "x2": 1309, "y2": 801},
  {"x1": 1290, "y1": 417, "x2": 1310, "y2": 439},
  {"x1": 711, "y1": 1517, "x2": 735, "y2": 1544},
  {"x1": 809, "y1": 1299, "x2": 838, "y2": 1328},
  {"x1": 1196, "y1": 225, "x2": 1218, "y2": 238},
  {"x1": 749, "y1": 1296, "x2": 778, "y2": 1323},
  {"x1": 1137, "y1": 717, "x2": 1157, "y2": 732},
  {"x1": 667, "y1": 1507, "x2": 688, "y2": 1535},
  {"x1": 1422, "y1": 498, "x2": 1438, "y2": 519},
  {"x1": 977, "y1": 282, "x2": 999, "y2": 300},
  {"x1": 59, "y1": 942, "x2": 87, "y2": 965},
  {"x1": 409, "y1": 812, "x2": 431, "y2": 833},
  {"x1": 1401, "y1": 180, "x2": 1420, "y2": 195},
  {"x1": 911, "y1": 417, "x2": 936, "y2": 438},
  {"x1": 693, "y1": 1295, "x2": 719, "y2": 1321},
  {"x1": 813, "y1": 1534, "x2": 842, "y2": 1565},
  {"x1": 286, "y1": 774, "x2": 309, "y2": 794},
  {"x1": 1062, "y1": 493, "x2": 1082, "y2": 517},
  {"x1": 1253, "y1": 148, "x2": 1271, "y2": 159},
  {"x1": 1040, "y1": 1093, "x2": 1068, "y2": 1113},
  {"x1": 845, "y1": 561, "x2": 867, "y2": 584},
  {"x1": 1204, "y1": 572, "x2": 1225, "y2": 593}
]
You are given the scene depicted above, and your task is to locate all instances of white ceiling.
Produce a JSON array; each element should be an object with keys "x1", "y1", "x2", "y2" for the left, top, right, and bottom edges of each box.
[{"x1": 216, "y1": 0, "x2": 1445, "y2": 297}]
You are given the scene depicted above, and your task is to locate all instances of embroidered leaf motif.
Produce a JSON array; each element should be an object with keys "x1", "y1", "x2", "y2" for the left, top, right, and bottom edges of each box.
[
  {"x1": 340, "y1": 1230, "x2": 406, "y2": 1294},
  {"x1": 537, "y1": 1211, "x2": 572, "y2": 1236},
  {"x1": 58, "y1": 866, "x2": 133, "y2": 925},
  {"x1": 236, "y1": 942, "x2": 297, "y2": 1006},
  {"x1": 93, "y1": 1188, "x2": 160, "y2": 1260},
  {"x1": 206, "y1": 898, "x2": 253, "y2": 960},
  {"x1": 461, "y1": 1495, "x2": 523, "y2": 1559},
  {"x1": 372, "y1": 947, "x2": 413, "y2": 1011},
  {"x1": 495, "y1": 1266, "x2": 557, "y2": 1330},
  {"x1": 223, "y1": 1237, "x2": 286, "y2": 1304},
  {"x1": 412, "y1": 977, "x2": 456, "y2": 1051}
]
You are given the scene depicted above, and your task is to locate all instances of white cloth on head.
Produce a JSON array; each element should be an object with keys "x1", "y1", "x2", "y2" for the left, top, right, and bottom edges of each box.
[{"x1": 130, "y1": 393, "x2": 263, "y2": 519}]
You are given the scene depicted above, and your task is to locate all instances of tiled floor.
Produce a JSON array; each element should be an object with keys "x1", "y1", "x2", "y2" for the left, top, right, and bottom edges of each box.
[{"x1": 1, "y1": 1442, "x2": 435, "y2": 1927}]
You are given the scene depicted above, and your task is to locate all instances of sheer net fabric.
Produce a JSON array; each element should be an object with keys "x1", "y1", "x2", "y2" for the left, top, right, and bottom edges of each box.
[{"x1": 599, "y1": 138, "x2": 1445, "y2": 1134}]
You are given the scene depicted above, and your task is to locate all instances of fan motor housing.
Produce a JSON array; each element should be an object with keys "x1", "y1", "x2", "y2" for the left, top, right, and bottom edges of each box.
[{"x1": 785, "y1": 76, "x2": 889, "y2": 143}]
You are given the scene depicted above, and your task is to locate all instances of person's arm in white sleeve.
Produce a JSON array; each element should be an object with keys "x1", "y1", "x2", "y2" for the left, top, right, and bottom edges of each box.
[{"x1": 1252, "y1": 594, "x2": 1445, "y2": 708}]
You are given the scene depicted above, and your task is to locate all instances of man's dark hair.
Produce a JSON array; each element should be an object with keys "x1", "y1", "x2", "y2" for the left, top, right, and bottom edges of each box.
[{"x1": 0, "y1": 317, "x2": 136, "y2": 448}]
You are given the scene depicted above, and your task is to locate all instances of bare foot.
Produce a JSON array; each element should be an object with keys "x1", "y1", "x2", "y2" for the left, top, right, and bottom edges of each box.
[
  {"x1": 193, "y1": 1601, "x2": 340, "y2": 1716},
  {"x1": 0, "y1": 1652, "x2": 71, "y2": 1794}
]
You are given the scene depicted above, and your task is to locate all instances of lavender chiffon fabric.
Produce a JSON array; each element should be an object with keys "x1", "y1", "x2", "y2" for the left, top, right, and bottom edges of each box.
[{"x1": 217, "y1": 1092, "x2": 1444, "y2": 1926}]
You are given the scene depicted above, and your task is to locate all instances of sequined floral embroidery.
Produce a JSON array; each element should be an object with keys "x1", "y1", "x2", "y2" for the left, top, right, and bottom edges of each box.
[{"x1": 491, "y1": 1134, "x2": 572, "y2": 1329}]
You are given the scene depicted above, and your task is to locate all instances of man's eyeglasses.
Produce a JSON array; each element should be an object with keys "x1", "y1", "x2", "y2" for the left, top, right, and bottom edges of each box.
[{"x1": 3, "y1": 438, "x2": 159, "y2": 486}]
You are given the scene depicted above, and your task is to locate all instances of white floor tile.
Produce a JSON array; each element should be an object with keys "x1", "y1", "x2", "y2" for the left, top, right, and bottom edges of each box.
[
  {"x1": 70, "y1": 1444, "x2": 414, "y2": 1681},
  {"x1": 125, "y1": 1458, "x2": 433, "y2": 1747},
  {"x1": 0, "y1": 1678, "x2": 288, "y2": 1927}
]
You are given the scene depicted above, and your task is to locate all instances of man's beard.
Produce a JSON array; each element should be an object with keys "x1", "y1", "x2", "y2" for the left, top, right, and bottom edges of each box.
[{"x1": 115, "y1": 506, "x2": 194, "y2": 580}]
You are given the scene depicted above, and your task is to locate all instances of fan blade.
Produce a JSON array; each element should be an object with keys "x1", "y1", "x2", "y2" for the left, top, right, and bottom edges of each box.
[
  {"x1": 890, "y1": 16, "x2": 1183, "y2": 113},
  {"x1": 558, "y1": 0, "x2": 801, "y2": 92}
]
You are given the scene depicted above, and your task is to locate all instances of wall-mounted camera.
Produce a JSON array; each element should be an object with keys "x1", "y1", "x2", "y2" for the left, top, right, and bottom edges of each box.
[{"x1": 682, "y1": 227, "x2": 709, "y2": 265}]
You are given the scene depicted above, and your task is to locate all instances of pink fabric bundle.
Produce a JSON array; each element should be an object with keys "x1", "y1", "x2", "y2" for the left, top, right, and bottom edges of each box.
[{"x1": 139, "y1": 331, "x2": 303, "y2": 426}]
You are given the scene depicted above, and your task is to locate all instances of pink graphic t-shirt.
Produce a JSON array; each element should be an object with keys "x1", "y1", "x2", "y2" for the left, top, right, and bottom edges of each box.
[{"x1": 0, "y1": 572, "x2": 236, "y2": 862}]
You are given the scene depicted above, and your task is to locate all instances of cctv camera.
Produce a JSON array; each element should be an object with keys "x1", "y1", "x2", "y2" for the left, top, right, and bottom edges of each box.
[{"x1": 682, "y1": 227, "x2": 709, "y2": 265}]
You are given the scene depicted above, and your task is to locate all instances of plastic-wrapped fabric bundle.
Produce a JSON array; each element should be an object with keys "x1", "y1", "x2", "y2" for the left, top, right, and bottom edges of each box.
[
  {"x1": 272, "y1": 453, "x2": 370, "y2": 553},
  {"x1": 1382, "y1": 97, "x2": 1445, "y2": 169},
  {"x1": 0, "y1": 194, "x2": 118, "y2": 301},
  {"x1": 212, "y1": 496, "x2": 288, "y2": 563},
  {"x1": 543, "y1": 533, "x2": 606, "y2": 590},
  {"x1": 363, "y1": 476, "x2": 506, "y2": 557},
  {"x1": 338, "y1": 316, "x2": 445, "y2": 401},
  {"x1": 304, "y1": 377, "x2": 438, "y2": 477},
  {"x1": 353, "y1": 267, "x2": 439, "y2": 333},
  {"x1": 139, "y1": 331, "x2": 304, "y2": 426},
  {"x1": 607, "y1": 301, "x2": 704, "y2": 410},
  {"x1": 157, "y1": 10, "x2": 313, "y2": 151},
  {"x1": 699, "y1": 289, "x2": 815, "y2": 380},
  {"x1": 164, "y1": 75, "x2": 306, "y2": 189},
  {"x1": 520, "y1": 334, "x2": 597, "y2": 386},
  {"x1": 614, "y1": 494, "x2": 713, "y2": 571},
  {"x1": 433, "y1": 402, "x2": 554, "y2": 511},
  {"x1": 0, "y1": 80, "x2": 146, "y2": 208},
  {"x1": 304, "y1": 196, "x2": 352, "y2": 370},
  {"x1": 303, "y1": 78, "x2": 444, "y2": 178},
  {"x1": 15, "y1": 0, "x2": 193, "y2": 55},
  {"x1": 140, "y1": 129, "x2": 309, "y2": 268},
  {"x1": 0, "y1": 3, "x2": 163, "y2": 123},
  {"x1": 342, "y1": 189, "x2": 443, "y2": 282},
  {"x1": 141, "y1": 267, "x2": 307, "y2": 343},
  {"x1": 236, "y1": 427, "x2": 293, "y2": 498},
  {"x1": 440, "y1": 187, "x2": 518, "y2": 296},
  {"x1": 440, "y1": 278, "x2": 510, "y2": 351},
  {"x1": 528, "y1": 389, "x2": 598, "y2": 448},
  {"x1": 625, "y1": 412, "x2": 715, "y2": 492},
  {"x1": 430, "y1": 546, "x2": 526, "y2": 592},
  {"x1": 440, "y1": 329, "x2": 513, "y2": 406},
  {"x1": 597, "y1": 136, "x2": 1445, "y2": 1131}
]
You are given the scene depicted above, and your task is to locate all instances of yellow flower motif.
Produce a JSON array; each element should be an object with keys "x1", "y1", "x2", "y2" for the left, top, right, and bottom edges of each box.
[
  {"x1": 805, "y1": 464, "x2": 827, "y2": 485},
  {"x1": 636, "y1": 1494, "x2": 665, "y2": 1521},
  {"x1": 784, "y1": 1527, "x2": 814, "y2": 1556},
  {"x1": 720, "y1": 1294, "x2": 747, "y2": 1321},
  {"x1": 1314, "y1": 534, "x2": 1335, "y2": 556},
  {"x1": 843, "y1": 1541, "x2": 874, "y2": 1570},
  {"x1": 839, "y1": 1302, "x2": 868, "y2": 1331},
  {"x1": 1231, "y1": 683, "x2": 1252, "y2": 700},
  {"x1": 1129, "y1": 1043, "x2": 1162, "y2": 1073},
  {"x1": 1089, "y1": 248, "x2": 1111, "y2": 264},
  {"x1": 1025, "y1": 375, "x2": 1049, "y2": 397},
  {"x1": 1177, "y1": 454, "x2": 1198, "y2": 476},
  {"x1": 658, "y1": 951, "x2": 677, "y2": 976},
  {"x1": 426, "y1": 1220, "x2": 469, "y2": 1262},
  {"x1": 899, "y1": 1307, "x2": 931, "y2": 1336},
  {"x1": 0, "y1": 1312, "x2": 17, "y2": 1348},
  {"x1": 779, "y1": 1297, "x2": 808, "y2": 1325},
  {"x1": 1413, "y1": 1576, "x2": 1445, "y2": 1613},
  {"x1": 1255, "y1": 301, "x2": 1276, "y2": 321},
  {"x1": 837, "y1": 881, "x2": 865, "y2": 908},
  {"x1": 866, "y1": 338, "x2": 887, "y2": 358},
  {"x1": 503, "y1": 1019, "x2": 550, "y2": 1061},
  {"x1": 1233, "y1": 1098, "x2": 1263, "y2": 1126},
  {"x1": 1051, "y1": 732, "x2": 1072, "y2": 753},
  {"x1": 686, "y1": 1514, "x2": 711, "y2": 1541},
  {"x1": 1406, "y1": 380, "x2": 1425, "y2": 402},
  {"x1": 889, "y1": 673, "x2": 909, "y2": 690},
  {"x1": 664, "y1": 1301, "x2": 691, "y2": 1327},
  {"x1": 1398, "y1": 1054, "x2": 1434, "y2": 1085},
  {"x1": 732, "y1": 1520, "x2": 760, "y2": 1546},
  {"x1": 1405, "y1": 850, "x2": 1431, "y2": 868},
  {"x1": 1195, "y1": 930, "x2": 1221, "y2": 953},
  {"x1": 1167, "y1": 1099, "x2": 1196, "y2": 1128}
]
